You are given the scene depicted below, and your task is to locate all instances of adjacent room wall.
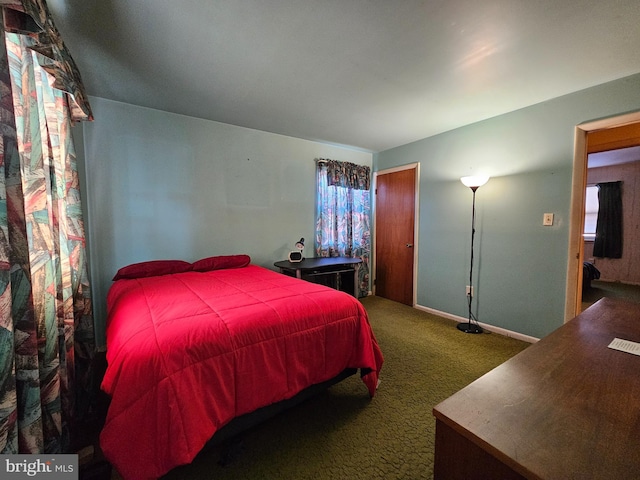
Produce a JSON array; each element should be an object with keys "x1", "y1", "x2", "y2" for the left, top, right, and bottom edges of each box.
[
  {"x1": 585, "y1": 160, "x2": 640, "y2": 284},
  {"x1": 374, "y1": 73, "x2": 640, "y2": 339},
  {"x1": 78, "y1": 97, "x2": 372, "y2": 346}
]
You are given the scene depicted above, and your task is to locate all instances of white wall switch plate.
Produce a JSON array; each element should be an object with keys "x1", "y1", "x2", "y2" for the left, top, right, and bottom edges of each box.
[{"x1": 543, "y1": 213, "x2": 554, "y2": 226}]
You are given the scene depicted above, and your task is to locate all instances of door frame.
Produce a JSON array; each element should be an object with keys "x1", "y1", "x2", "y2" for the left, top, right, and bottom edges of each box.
[
  {"x1": 373, "y1": 162, "x2": 420, "y2": 305},
  {"x1": 565, "y1": 111, "x2": 640, "y2": 321}
]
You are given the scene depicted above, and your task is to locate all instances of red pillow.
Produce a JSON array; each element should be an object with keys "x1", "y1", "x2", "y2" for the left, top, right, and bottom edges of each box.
[
  {"x1": 113, "y1": 260, "x2": 192, "y2": 280},
  {"x1": 192, "y1": 254, "x2": 251, "y2": 272}
]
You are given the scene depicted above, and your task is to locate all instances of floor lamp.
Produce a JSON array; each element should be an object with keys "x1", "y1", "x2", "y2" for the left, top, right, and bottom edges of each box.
[{"x1": 458, "y1": 175, "x2": 489, "y2": 334}]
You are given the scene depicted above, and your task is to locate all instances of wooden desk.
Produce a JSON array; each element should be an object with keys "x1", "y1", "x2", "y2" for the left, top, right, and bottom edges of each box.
[
  {"x1": 433, "y1": 298, "x2": 640, "y2": 480},
  {"x1": 274, "y1": 257, "x2": 362, "y2": 297}
]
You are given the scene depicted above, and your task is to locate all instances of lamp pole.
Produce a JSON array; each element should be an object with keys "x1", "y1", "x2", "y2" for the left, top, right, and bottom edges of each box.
[{"x1": 457, "y1": 176, "x2": 488, "y2": 334}]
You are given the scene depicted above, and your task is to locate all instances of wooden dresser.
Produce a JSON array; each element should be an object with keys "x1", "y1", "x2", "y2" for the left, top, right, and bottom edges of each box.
[{"x1": 433, "y1": 297, "x2": 640, "y2": 479}]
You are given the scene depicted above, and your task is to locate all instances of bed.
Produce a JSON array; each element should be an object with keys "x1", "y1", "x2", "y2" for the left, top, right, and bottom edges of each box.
[{"x1": 99, "y1": 255, "x2": 383, "y2": 479}]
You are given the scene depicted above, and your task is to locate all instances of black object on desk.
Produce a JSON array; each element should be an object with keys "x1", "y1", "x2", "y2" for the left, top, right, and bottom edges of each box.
[{"x1": 274, "y1": 257, "x2": 362, "y2": 297}]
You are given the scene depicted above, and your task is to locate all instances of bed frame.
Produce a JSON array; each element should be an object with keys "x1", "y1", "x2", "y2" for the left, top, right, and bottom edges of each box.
[
  {"x1": 208, "y1": 367, "x2": 358, "y2": 448},
  {"x1": 91, "y1": 359, "x2": 357, "y2": 474}
]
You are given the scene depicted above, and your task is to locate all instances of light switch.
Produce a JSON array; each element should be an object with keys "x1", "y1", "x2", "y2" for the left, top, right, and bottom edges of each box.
[{"x1": 543, "y1": 213, "x2": 554, "y2": 226}]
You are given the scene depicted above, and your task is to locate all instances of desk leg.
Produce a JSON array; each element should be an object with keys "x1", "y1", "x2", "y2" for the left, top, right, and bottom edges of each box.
[{"x1": 354, "y1": 264, "x2": 359, "y2": 298}]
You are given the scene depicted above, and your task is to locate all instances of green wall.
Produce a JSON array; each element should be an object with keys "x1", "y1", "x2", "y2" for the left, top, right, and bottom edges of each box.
[
  {"x1": 375, "y1": 74, "x2": 640, "y2": 339},
  {"x1": 79, "y1": 75, "x2": 640, "y2": 345},
  {"x1": 79, "y1": 97, "x2": 372, "y2": 346}
]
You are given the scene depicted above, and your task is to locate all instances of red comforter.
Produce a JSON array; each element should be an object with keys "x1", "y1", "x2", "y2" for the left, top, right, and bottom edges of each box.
[{"x1": 100, "y1": 265, "x2": 383, "y2": 479}]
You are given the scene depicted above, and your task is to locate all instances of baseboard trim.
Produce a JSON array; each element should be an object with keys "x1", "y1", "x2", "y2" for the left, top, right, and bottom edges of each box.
[{"x1": 414, "y1": 304, "x2": 539, "y2": 344}]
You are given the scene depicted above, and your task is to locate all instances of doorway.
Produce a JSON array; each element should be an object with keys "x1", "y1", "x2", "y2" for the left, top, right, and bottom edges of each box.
[
  {"x1": 374, "y1": 163, "x2": 419, "y2": 306},
  {"x1": 566, "y1": 113, "x2": 640, "y2": 320},
  {"x1": 582, "y1": 142, "x2": 640, "y2": 310}
]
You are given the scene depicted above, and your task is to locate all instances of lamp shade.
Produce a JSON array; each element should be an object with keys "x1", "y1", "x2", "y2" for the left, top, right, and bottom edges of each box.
[{"x1": 460, "y1": 175, "x2": 490, "y2": 189}]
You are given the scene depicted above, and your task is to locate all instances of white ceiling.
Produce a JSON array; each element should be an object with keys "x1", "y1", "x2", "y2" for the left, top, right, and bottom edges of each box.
[
  {"x1": 48, "y1": 0, "x2": 640, "y2": 153},
  {"x1": 588, "y1": 145, "x2": 640, "y2": 169}
]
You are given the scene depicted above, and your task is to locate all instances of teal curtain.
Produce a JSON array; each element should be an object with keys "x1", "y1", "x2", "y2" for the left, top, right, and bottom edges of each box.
[
  {"x1": 1, "y1": 0, "x2": 94, "y2": 455},
  {"x1": 315, "y1": 159, "x2": 371, "y2": 295}
]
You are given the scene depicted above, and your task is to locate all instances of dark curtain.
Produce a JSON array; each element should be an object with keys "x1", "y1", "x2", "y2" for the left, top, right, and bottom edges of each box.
[
  {"x1": 593, "y1": 181, "x2": 623, "y2": 259},
  {"x1": 325, "y1": 159, "x2": 371, "y2": 190}
]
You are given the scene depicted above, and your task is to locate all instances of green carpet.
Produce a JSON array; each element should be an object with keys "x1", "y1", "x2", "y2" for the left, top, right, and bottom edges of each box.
[
  {"x1": 582, "y1": 280, "x2": 640, "y2": 310},
  {"x1": 161, "y1": 296, "x2": 530, "y2": 480}
]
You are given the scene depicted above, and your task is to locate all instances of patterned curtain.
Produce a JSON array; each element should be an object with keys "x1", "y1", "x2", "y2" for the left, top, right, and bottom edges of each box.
[
  {"x1": 0, "y1": 0, "x2": 94, "y2": 455},
  {"x1": 315, "y1": 159, "x2": 371, "y2": 295}
]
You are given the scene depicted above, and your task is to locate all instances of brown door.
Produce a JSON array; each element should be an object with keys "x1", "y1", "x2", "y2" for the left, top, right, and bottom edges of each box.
[{"x1": 375, "y1": 166, "x2": 416, "y2": 305}]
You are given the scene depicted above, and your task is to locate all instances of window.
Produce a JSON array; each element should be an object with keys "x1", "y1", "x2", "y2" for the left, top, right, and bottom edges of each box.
[
  {"x1": 315, "y1": 159, "x2": 371, "y2": 295},
  {"x1": 584, "y1": 185, "x2": 599, "y2": 241}
]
